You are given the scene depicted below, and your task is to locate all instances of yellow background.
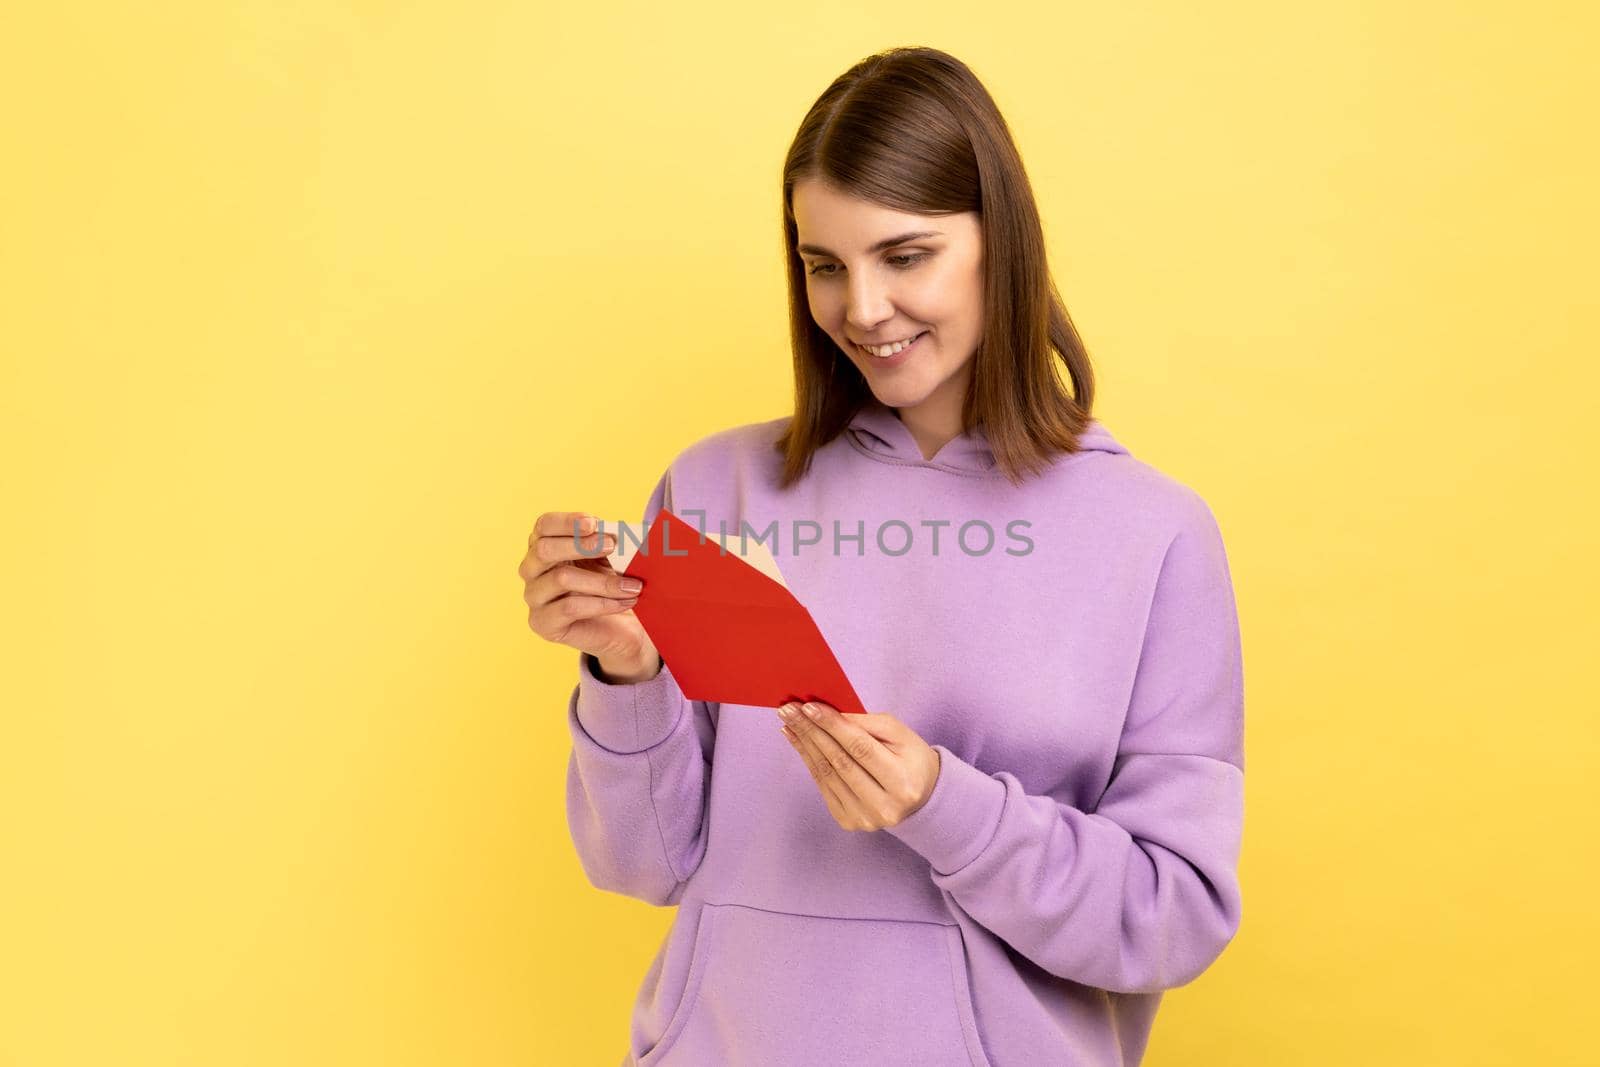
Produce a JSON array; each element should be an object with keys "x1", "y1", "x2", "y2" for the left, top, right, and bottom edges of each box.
[{"x1": 4, "y1": 3, "x2": 1596, "y2": 1065}]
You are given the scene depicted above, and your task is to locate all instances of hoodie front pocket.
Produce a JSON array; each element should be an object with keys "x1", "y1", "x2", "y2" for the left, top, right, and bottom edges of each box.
[{"x1": 637, "y1": 902, "x2": 993, "y2": 1067}]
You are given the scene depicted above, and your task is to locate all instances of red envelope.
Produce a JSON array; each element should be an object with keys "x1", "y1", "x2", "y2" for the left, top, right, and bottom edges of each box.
[{"x1": 606, "y1": 508, "x2": 866, "y2": 714}]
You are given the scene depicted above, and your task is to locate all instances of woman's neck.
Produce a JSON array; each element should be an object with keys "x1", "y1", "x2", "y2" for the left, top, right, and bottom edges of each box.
[{"x1": 890, "y1": 374, "x2": 970, "y2": 461}]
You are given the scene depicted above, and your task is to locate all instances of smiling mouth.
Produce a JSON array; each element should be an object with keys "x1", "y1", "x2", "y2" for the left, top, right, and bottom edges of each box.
[{"x1": 856, "y1": 330, "x2": 928, "y2": 358}]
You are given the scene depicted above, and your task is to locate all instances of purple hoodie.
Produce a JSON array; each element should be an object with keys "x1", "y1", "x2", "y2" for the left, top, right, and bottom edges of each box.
[{"x1": 565, "y1": 396, "x2": 1245, "y2": 1066}]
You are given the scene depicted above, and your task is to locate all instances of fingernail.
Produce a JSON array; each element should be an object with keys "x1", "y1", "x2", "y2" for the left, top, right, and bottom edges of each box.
[
  {"x1": 777, "y1": 704, "x2": 795, "y2": 721},
  {"x1": 802, "y1": 703, "x2": 820, "y2": 718},
  {"x1": 620, "y1": 577, "x2": 643, "y2": 593}
]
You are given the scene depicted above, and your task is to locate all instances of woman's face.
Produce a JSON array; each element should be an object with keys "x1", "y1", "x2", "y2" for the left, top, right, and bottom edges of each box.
[{"x1": 792, "y1": 179, "x2": 984, "y2": 427}]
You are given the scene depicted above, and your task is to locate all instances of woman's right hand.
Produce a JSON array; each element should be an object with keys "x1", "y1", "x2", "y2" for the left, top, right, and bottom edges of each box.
[{"x1": 520, "y1": 511, "x2": 662, "y2": 682}]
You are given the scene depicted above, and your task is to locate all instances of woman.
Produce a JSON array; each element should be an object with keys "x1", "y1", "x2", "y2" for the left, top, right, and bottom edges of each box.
[{"x1": 521, "y1": 46, "x2": 1245, "y2": 1067}]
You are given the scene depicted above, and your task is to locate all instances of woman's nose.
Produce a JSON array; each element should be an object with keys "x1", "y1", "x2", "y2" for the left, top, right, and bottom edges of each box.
[{"x1": 846, "y1": 276, "x2": 894, "y2": 330}]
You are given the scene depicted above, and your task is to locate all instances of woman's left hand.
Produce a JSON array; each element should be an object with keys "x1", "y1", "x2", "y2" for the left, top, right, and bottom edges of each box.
[{"x1": 776, "y1": 701, "x2": 941, "y2": 831}]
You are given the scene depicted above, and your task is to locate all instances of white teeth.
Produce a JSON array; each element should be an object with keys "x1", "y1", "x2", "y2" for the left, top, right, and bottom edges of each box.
[{"x1": 863, "y1": 332, "x2": 923, "y2": 357}]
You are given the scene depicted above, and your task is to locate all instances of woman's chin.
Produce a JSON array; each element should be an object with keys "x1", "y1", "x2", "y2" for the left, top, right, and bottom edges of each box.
[{"x1": 868, "y1": 381, "x2": 925, "y2": 409}]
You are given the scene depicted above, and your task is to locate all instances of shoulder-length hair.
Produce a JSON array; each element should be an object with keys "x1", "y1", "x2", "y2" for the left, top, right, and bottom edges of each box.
[{"x1": 773, "y1": 46, "x2": 1097, "y2": 489}]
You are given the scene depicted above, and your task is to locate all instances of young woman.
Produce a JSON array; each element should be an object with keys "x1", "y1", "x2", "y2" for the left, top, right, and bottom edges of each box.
[{"x1": 522, "y1": 46, "x2": 1245, "y2": 1067}]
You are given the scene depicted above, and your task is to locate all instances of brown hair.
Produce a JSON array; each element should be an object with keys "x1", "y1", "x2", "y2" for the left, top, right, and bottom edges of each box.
[{"x1": 773, "y1": 46, "x2": 1097, "y2": 489}]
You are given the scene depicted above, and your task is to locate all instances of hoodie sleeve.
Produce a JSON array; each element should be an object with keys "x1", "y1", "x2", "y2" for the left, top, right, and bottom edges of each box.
[
  {"x1": 563, "y1": 466, "x2": 718, "y2": 907},
  {"x1": 885, "y1": 494, "x2": 1245, "y2": 995}
]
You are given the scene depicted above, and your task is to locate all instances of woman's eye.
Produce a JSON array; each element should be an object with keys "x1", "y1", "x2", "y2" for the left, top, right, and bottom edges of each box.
[{"x1": 806, "y1": 253, "x2": 929, "y2": 277}]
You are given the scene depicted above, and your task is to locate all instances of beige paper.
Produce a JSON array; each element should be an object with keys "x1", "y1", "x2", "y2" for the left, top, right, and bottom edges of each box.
[{"x1": 596, "y1": 516, "x2": 788, "y2": 590}]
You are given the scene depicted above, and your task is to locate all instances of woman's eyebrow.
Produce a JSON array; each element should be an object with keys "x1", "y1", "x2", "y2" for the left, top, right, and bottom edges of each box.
[{"x1": 796, "y1": 230, "x2": 944, "y2": 257}]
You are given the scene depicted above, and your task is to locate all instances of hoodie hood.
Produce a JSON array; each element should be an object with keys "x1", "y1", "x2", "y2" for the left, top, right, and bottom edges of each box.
[{"x1": 844, "y1": 396, "x2": 1128, "y2": 474}]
